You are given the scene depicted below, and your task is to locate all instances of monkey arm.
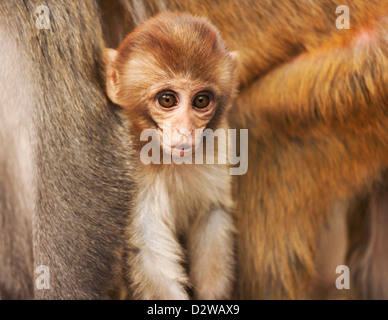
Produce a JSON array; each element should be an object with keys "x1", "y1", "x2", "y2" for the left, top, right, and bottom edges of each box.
[
  {"x1": 187, "y1": 207, "x2": 235, "y2": 300},
  {"x1": 235, "y1": 20, "x2": 388, "y2": 136},
  {"x1": 126, "y1": 190, "x2": 190, "y2": 300}
]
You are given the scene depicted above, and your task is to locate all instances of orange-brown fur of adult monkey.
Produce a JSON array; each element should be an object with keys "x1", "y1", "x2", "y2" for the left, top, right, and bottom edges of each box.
[
  {"x1": 98, "y1": 0, "x2": 388, "y2": 300},
  {"x1": 104, "y1": 13, "x2": 238, "y2": 300}
]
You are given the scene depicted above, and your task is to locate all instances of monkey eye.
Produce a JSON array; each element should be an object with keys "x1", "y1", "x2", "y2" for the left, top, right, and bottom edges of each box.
[
  {"x1": 158, "y1": 94, "x2": 177, "y2": 108},
  {"x1": 193, "y1": 94, "x2": 210, "y2": 109}
]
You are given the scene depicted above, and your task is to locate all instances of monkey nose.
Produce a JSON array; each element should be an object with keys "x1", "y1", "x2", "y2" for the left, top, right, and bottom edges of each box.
[{"x1": 177, "y1": 128, "x2": 192, "y2": 137}]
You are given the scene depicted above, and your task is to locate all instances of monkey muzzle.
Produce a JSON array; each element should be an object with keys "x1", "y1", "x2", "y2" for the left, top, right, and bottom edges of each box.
[
  {"x1": 158, "y1": 125, "x2": 206, "y2": 158},
  {"x1": 162, "y1": 141, "x2": 194, "y2": 157}
]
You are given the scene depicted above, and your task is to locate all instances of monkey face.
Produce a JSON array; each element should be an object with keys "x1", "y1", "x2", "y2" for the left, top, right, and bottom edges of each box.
[
  {"x1": 148, "y1": 80, "x2": 218, "y2": 157},
  {"x1": 103, "y1": 13, "x2": 239, "y2": 158}
]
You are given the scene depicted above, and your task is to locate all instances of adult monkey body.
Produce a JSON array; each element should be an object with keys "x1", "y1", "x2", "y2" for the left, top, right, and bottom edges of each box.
[
  {"x1": 0, "y1": 1, "x2": 132, "y2": 299},
  {"x1": 1, "y1": 0, "x2": 388, "y2": 300}
]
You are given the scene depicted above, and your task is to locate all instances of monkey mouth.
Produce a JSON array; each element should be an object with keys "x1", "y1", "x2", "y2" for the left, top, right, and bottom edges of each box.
[
  {"x1": 171, "y1": 145, "x2": 193, "y2": 158},
  {"x1": 161, "y1": 140, "x2": 194, "y2": 156},
  {"x1": 174, "y1": 144, "x2": 192, "y2": 151},
  {"x1": 173, "y1": 144, "x2": 193, "y2": 156}
]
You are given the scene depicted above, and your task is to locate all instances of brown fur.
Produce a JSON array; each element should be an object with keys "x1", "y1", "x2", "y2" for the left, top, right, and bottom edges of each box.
[
  {"x1": 347, "y1": 183, "x2": 388, "y2": 299},
  {"x1": 231, "y1": 15, "x2": 388, "y2": 299}
]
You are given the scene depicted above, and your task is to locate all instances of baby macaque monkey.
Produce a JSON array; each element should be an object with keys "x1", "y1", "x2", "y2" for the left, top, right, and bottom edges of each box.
[{"x1": 104, "y1": 12, "x2": 238, "y2": 300}]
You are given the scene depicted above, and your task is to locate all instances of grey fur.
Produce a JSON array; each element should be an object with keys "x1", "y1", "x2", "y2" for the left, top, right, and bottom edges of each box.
[{"x1": 0, "y1": 1, "x2": 134, "y2": 299}]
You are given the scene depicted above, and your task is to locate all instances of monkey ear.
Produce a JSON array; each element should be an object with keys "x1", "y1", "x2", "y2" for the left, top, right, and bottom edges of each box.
[
  {"x1": 104, "y1": 48, "x2": 120, "y2": 105},
  {"x1": 229, "y1": 51, "x2": 239, "y2": 69}
]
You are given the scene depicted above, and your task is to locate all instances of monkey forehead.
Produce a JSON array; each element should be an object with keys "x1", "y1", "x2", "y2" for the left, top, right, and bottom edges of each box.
[
  {"x1": 122, "y1": 55, "x2": 233, "y2": 96},
  {"x1": 117, "y1": 13, "x2": 232, "y2": 79},
  {"x1": 148, "y1": 78, "x2": 219, "y2": 96}
]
